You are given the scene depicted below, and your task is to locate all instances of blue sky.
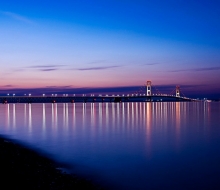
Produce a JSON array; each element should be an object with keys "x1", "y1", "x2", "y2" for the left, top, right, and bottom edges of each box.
[{"x1": 0, "y1": 0, "x2": 220, "y2": 98}]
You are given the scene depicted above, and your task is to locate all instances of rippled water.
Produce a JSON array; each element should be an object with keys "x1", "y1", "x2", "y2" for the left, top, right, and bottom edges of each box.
[{"x1": 0, "y1": 102, "x2": 220, "y2": 189}]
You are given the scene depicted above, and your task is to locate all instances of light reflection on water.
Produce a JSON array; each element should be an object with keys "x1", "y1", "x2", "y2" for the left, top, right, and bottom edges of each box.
[{"x1": 0, "y1": 102, "x2": 220, "y2": 189}]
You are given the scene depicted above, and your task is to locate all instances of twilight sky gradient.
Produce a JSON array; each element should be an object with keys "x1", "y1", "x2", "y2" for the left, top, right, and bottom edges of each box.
[{"x1": 0, "y1": 0, "x2": 220, "y2": 98}]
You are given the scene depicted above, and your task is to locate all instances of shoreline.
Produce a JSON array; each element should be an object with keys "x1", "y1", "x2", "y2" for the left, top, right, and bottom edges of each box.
[{"x1": 0, "y1": 136, "x2": 103, "y2": 189}]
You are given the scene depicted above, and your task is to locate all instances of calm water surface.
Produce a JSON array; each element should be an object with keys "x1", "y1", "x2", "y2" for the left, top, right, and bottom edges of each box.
[{"x1": 0, "y1": 102, "x2": 220, "y2": 189}]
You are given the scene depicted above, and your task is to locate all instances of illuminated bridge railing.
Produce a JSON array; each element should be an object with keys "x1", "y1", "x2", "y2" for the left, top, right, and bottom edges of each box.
[{"x1": 0, "y1": 94, "x2": 195, "y2": 104}]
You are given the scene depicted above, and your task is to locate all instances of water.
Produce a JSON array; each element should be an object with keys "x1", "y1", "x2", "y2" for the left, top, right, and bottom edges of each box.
[{"x1": 0, "y1": 102, "x2": 220, "y2": 189}]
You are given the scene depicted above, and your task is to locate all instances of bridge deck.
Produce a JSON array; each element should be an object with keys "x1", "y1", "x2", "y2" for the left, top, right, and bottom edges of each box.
[{"x1": 0, "y1": 95, "x2": 195, "y2": 103}]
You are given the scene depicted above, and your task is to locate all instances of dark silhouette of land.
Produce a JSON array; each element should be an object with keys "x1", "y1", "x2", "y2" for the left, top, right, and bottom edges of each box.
[{"x1": 0, "y1": 136, "x2": 103, "y2": 189}]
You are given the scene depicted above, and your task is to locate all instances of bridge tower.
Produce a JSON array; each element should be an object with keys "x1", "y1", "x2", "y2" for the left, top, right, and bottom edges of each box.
[
  {"x1": 176, "y1": 86, "x2": 180, "y2": 97},
  {"x1": 146, "y1": 81, "x2": 152, "y2": 96}
]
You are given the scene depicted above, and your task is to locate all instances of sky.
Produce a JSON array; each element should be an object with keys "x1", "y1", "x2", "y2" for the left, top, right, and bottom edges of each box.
[{"x1": 0, "y1": 0, "x2": 220, "y2": 98}]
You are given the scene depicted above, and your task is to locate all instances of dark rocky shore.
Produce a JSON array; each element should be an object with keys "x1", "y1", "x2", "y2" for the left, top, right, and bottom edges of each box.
[{"x1": 0, "y1": 137, "x2": 103, "y2": 189}]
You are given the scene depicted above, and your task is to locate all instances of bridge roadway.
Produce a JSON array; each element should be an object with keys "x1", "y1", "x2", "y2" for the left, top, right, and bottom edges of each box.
[{"x1": 0, "y1": 95, "x2": 195, "y2": 104}]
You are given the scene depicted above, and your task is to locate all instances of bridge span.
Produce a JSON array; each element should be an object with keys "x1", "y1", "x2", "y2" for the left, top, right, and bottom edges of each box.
[
  {"x1": 0, "y1": 81, "x2": 198, "y2": 103},
  {"x1": 0, "y1": 94, "x2": 196, "y2": 104}
]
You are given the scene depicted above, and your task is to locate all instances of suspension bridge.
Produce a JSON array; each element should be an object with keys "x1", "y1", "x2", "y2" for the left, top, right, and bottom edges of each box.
[{"x1": 0, "y1": 81, "x2": 197, "y2": 103}]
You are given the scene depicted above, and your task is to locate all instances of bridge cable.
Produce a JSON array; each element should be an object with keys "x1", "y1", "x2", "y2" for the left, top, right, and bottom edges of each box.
[
  {"x1": 169, "y1": 88, "x2": 176, "y2": 96},
  {"x1": 152, "y1": 86, "x2": 161, "y2": 95}
]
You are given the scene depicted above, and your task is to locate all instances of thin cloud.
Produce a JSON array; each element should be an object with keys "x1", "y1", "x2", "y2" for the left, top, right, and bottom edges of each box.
[
  {"x1": 16, "y1": 64, "x2": 121, "y2": 72},
  {"x1": 142, "y1": 63, "x2": 159, "y2": 66},
  {"x1": 28, "y1": 65, "x2": 66, "y2": 69},
  {"x1": 45, "y1": 85, "x2": 72, "y2": 88},
  {"x1": 21, "y1": 65, "x2": 66, "y2": 72},
  {"x1": 0, "y1": 85, "x2": 14, "y2": 88},
  {"x1": 76, "y1": 65, "x2": 121, "y2": 71},
  {"x1": 40, "y1": 69, "x2": 57, "y2": 72},
  {"x1": 170, "y1": 66, "x2": 220, "y2": 72},
  {"x1": 0, "y1": 11, "x2": 34, "y2": 24},
  {"x1": 37, "y1": 65, "x2": 66, "y2": 71}
]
